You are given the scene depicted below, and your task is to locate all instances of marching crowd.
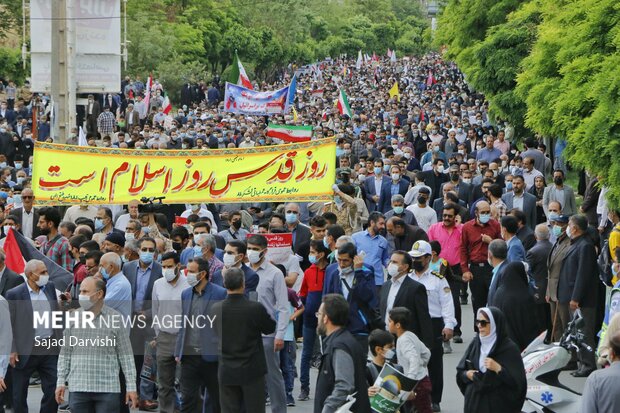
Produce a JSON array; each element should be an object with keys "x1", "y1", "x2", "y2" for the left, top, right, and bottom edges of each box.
[{"x1": 0, "y1": 52, "x2": 619, "y2": 413}]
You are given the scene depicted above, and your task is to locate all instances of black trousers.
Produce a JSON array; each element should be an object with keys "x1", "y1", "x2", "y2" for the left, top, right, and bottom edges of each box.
[
  {"x1": 180, "y1": 356, "x2": 220, "y2": 413},
  {"x1": 12, "y1": 355, "x2": 58, "y2": 413},
  {"x1": 469, "y1": 262, "x2": 493, "y2": 320},
  {"x1": 428, "y1": 318, "x2": 445, "y2": 404},
  {"x1": 449, "y1": 264, "x2": 463, "y2": 337},
  {"x1": 219, "y1": 375, "x2": 265, "y2": 413},
  {"x1": 0, "y1": 367, "x2": 13, "y2": 411}
]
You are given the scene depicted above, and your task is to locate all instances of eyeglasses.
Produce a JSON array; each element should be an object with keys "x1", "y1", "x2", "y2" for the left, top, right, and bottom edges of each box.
[
  {"x1": 285, "y1": 210, "x2": 299, "y2": 214},
  {"x1": 22, "y1": 196, "x2": 33, "y2": 199},
  {"x1": 475, "y1": 319, "x2": 490, "y2": 327}
]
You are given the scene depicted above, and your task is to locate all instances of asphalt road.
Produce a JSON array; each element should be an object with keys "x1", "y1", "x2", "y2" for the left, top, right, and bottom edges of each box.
[{"x1": 24, "y1": 302, "x2": 587, "y2": 412}]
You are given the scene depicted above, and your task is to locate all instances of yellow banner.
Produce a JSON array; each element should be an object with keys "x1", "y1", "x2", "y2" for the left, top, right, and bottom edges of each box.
[{"x1": 32, "y1": 139, "x2": 336, "y2": 205}]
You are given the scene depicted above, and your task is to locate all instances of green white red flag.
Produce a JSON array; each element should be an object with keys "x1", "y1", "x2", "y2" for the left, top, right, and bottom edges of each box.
[
  {"x1": 265, "y1": 124, "x2": 313, "y2": 142},
  {"x1": 337, "y1": 89, "x2": 353, "y2": 118}
]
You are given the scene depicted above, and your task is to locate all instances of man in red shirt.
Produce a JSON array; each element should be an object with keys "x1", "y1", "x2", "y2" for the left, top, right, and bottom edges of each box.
[{"x1": 460, "y1": 201, "x2": 501, "y2": 321}]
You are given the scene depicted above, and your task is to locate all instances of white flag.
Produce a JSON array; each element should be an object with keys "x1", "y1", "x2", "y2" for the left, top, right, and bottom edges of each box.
[
  {"x1": 356, "y1": 50, "x2": 363, "y2": 70},
  {"x1": 78, "y1": 126, "x2": 88, "y2": 146}
]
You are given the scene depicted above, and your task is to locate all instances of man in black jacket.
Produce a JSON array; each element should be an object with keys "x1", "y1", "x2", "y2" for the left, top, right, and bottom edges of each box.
[
  {"x1": 213, "y1": 267, "x2": 275, "y2": 413},
  {"x1": 558, "y1": 214, "x2": 599, "y2": 376},
  {"x1": 0, "y1": 250, "x2": 24, "y2": 297},
  {"x1": 385, "y1": 217, "x2": 428, "y2": 256},
  {"x1": 315, "y1": 294, "x2": 371, "y2": 413}
]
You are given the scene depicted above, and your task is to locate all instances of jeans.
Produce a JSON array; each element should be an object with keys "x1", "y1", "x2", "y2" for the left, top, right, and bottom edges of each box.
[
  {"x1": 279, "y1": 341, "x2": 296, "y2": 395},
  {"x1": 70, "y1": 392, "x2": 120, "y2": 413},
  {"x1": 300, "y1": 325, "x2": 317, "y2": 391}
]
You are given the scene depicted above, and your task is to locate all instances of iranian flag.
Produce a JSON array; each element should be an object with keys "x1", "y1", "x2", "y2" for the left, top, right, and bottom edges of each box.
[
  {"x1": 143, "y1": 74, "x2": 153, "y2": 109},
  {"x1": 265, "y1": 124, "x2": 313, "y2": 143},
  {"x1": 162, "y1": 92, "x2": 172, "y2": 115},
  {"x1": 229, "y1": 51, "x2": 253, "y2": 89},
  {"x1": 337, "y1": 89, "x2": 352, "y2": 118}
]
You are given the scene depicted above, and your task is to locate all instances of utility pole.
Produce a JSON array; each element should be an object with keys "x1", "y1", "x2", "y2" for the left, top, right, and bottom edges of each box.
[{"x1": 50, "y1": 0, "x2": 76, "y2": 143}]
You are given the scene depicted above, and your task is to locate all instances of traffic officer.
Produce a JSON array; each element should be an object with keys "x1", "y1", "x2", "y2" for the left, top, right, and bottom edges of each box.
[{"x1": 409, "y1": 240, "x2": 456, "y2": 413}]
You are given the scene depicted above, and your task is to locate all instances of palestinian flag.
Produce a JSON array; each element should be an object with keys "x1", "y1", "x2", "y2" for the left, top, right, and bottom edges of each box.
[
  {"x1": 229, "y1": 51, "x2": 253, "y2": 89},
  {"x1": 337, "y1": 89, "x2": 353, "y2": 118},
  {"x1": 162, "y1": 92, "x2": 172, "y2": 115},
  {"x1": 3, "y1": 228, "x2": 73, "y2": 291},
  {"x1": 265, "y1": 124, "x2": 313, "y2": 143}
]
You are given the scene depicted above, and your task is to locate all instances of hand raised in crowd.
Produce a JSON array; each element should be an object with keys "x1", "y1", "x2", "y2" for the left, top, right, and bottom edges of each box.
[{"x1": 353, "y1": 254, "x2": 364, "y2": 269}]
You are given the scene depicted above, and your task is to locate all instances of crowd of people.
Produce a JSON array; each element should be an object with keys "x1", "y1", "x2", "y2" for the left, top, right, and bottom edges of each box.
[{"x1": 0, "y1": 51, "x2": 619, "y2": 413}]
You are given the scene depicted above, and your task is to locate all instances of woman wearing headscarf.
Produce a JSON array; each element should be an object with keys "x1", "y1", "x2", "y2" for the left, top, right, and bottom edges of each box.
[
  {"x1": 493, "y1": 261, "x2": 543, "y2": 349},
  {"x1": 456, "y1": 307, "x2": 526, "y2": 413}
]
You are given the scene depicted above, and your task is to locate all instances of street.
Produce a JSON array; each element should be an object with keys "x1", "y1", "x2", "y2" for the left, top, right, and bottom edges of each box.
[{"x1": 25, "y1": 302, "x2": 587, "y2": 412}]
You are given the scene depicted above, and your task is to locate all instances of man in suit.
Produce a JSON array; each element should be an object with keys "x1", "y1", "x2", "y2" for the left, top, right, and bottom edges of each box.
[
  {"x1": 175, "y1": 257, "x2": 227, "y2": 413},
  {"x1": 441, "y1": 163, "x2": 473, "y2": 207},
  {"x1": 124, "y1": 103, "x2": 141, "y2": 131},
  {"x1": 558, "y1": 214, "x2": 599, "y2": 376},
  {"x1": 6, "y1": 259, "x2": 62, "y2": 413},
  {"x1": 380, "y1": 250, "x2": 434, "y2": 350},
  {"x1": 122, "y1": 237, "x2": 162, "y2": 411},
  {"x1": 527, "y1": 224, "x2": 554, "y2": 339},
  {"x1": 10, "y1": 188, "x2": 39, "y2": 239},
  {"x1": 284, "y1": 202, "x2": 312, "y2": 270},
  {"x1": 85, "y1": 94, "x2": 101, "y2": 135},
  {"x1": 385, "y1": 217, "x2": 428, "y2": 256},
  {"x1": 323, "y1": 242, "x2": 378, "y2": 352},
  {"x1": 543, "y1": 169, "x2": 577, "y2": 218},
  {"x1": 502, "y1": 175, "x2": 537, "y2": 230},
  {"x1": 486, "y1": 239, "x2": 509, "y2": 306},
  {"x1": 379, "y1": 165, "x2": 409, "y2": 213},
  {"x1": 213, "y1": 267, "x2": 276, "y2": 412},
  {"x1": 102, "y1": 93, "x2": 121, "y2": 114},
  {"x1": 364, "y1": 159, "x2": 390, "y2": 213},
  {"x1": 501, "y1": 215, "x2": 526, "y2": 263},
  {"x1": 510, "y1": 208, "x2": 537, "y2": 251},
  {"x1": 580, "y1": 175, "x2": 601, "y2": 227},
  {"x1": 0, "y1": 102, "x2": 16, "y2": 127},
  {"x1": 546, "y1": 215, "x2": 571, "y2": 341},
  {"x1": 0, "y1": 249, "x2": 24, "y2": 296},
  {"x1": 211, "y1": 239, "x2": 259, "y2": 294},
  {"x1": 422, "y1": 158, "x2": 449, "y2": 203}
]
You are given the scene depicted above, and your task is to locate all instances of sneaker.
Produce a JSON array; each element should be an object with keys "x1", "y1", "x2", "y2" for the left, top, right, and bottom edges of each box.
[
  {"x1": 432, "y1": 402, "x2": 441, "y2": 412},
  {"x1": 453, "y1": 335, "x2": 463, "y2": 344},
  {"x1": 298, "y1": 388, "x2": 310, "y2": 401},
  {"x1": 265, "y1": 396, "x2": 271, "y2": 406},
  {"x1": 287, "y1": 394, "x2": 296, "y2": 406},
  {"x1": 443, "y1": 341, "x2": 452, "y2": 354}
]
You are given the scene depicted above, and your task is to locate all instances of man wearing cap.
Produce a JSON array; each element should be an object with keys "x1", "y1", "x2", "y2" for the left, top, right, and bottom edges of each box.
[
  {"x1": 103, "y1": 232, "x2": 126, "y2": 256},
  {"x1": 409, "y1": 240, "x2": 456, "y2": 412}
]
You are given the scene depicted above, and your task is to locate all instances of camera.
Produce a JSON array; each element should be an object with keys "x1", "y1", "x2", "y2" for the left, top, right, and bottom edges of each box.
[{"x1": 138, "y1": 196, "x2": 167, "y2": 214}]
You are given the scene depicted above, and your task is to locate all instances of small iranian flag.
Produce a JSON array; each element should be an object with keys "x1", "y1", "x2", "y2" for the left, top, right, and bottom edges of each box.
[
  {"x1": 266, "y1": 124, "x2": 313, "y2": 143},
  {"x1": 337, "y1": 89, "x2": 352, "y2": 118},
  {"x1": 162, "y1": 93, "x2": 172, "y2": 115},
  {"x1": 229, "y1": 50, "x2": 253, "y2": 89}
]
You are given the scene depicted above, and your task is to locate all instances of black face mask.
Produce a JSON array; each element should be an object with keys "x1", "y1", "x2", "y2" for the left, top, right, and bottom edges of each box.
[
  {"x1": 412, "y1": 260, "x2": 426, "y2": 272},
  {"x1": 554, "y1": 177, "x2": 563, "y2": 186},
  {"x1": 231, "y1": 220, "x2": 241, "y2": 230},
  {"x1": 172, "y1": 241, "x2": 183, "y2": 252},
  {"x1": 417, "y1": 195, "x2": 427, "y2": 205},
  {"x1": 450, "y1": 173, "x2": 459, "y2": 182},
  {"x1": 79, "y1": 255, "x2": 86, "y2": 265}
]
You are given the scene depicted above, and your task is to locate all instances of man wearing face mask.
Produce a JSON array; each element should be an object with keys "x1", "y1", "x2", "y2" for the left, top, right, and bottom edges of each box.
[
  {"x1": 7, "y1": 259, "x2": 63, "y2": 413},
  {"x1": 409, "y1": 241, "x2": 456, "y2": 412},
  {"x1": 284, "y1": 203, "x2": 312, "y2": 269},
  {"x1": 543, "y1": 169, "x2": 577, "y2": 218},
  {"x1": 151, "y1": 252, "x2": 189, "y2": 413},
  {"x1": 385, "y1": 194, "x2": 419, "y2": 226},
  {"x1": 460, "y1": 201, "x2": 502, "y2": 317},
  {"x1": 194, "y1": 234, "x2": 224, "y2": 281},
  {"x1": 175, "y1": 257, "x2": 227, "y2": 413},
  {"x1": 94, "y1": 207, "x2": 121, "y2": 236},
  {"x1": 246, "y1": 234, "x2": 289, "y2": 413},
  {"x1": 406, "y1": 187, "x2": 437, "y2": 233},
  {"x1": 211, "y1": 239, "x2": 259, "y2": 294},
  {"x1": 363, "y1": 159, "x2": 390, "y2": 213},
  {"x1": 55, "y1": 276, "x2": 139, "y2": 412},
  {"x1": 37, "y1": 207, "x2": 73, "y2": 272},
  {"x1": 217, "y1": 210, "x2": 248, "y2": 243},
  {"x1": 122, "y1": 237, "x2": 162, "y2": 410},
  {"x1": 422, "y1": 159, "x2": 448, "y2": 203}
]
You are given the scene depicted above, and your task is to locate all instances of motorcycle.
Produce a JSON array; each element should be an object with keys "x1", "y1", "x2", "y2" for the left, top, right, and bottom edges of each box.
[{"x1": 521, "y1": 311, "x2": 592, "y2": 413}]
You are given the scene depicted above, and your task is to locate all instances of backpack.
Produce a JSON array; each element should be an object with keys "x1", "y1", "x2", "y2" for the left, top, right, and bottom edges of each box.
[{"x1": 598, "y1": 235, "x2": 616, "y2": 286}]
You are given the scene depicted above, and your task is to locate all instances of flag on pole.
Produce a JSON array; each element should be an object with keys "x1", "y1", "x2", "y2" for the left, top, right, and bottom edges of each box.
[
  {"x1": 78, "y1": 126, "x2": 88, "y2": 146},
  {"x1": 426, "y1": 70, "x2": 436, "y2": 87},
  {"x1": 390, "y1": 49, "x2": 397, "y2": 63},
  {"x1": 337, "y1": 89, "x2": 353, "y2": 118},
  {"x1": 291, "y1": 106, "x2": 299, "y2": 122},
  {"x1": 372, "y1": 52, "x2": 378, "y2": 62},
  {"x1": 162, "y1": 92, "x2": 172, "y2": 115},
  {"x1": 229, "y1": 50, "x2": 253, "y2": 89},
  {"x1": 3, "y1": 228, "x2": 73, "y2": 291},
  {"x1": 143, "y1": 74, "x2": 153, "y2": 110},
  {"x1": 287, "y1": 75, "x2": 297, "y2": 105},
  {"x1": 342, "y1": 65, "x2": 347, "y2": 77},
  {"x1": 389, "y1": 82, "x2": 400, "y2": 102},
  {"x1": 387, "y1": 48, "x2": 392, "y2": 58},
  {"x1": 265, "y1": 124, "x2": 312, "y2": 143},
  {"x1": 356, "y1": 50, "x2": 363, "y2": 69}
]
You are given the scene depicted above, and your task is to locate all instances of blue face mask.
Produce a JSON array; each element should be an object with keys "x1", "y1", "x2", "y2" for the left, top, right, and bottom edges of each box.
[
  {"x1": 506, "y1": 181, "x2": 513, "y2": 191},
  {"x1": 374, "y1": 167, "x2": 382, "y2": 175},
  {"x1": 100, "y1": 266, "x2": 110, "y2": 280},
  {"x1": 140, "y1": 251, "x2": 154, "y2": 264},
  {"x1": 336, "y1": 148, "x2": 344, "y2": 157},
  {"x1": 383, "y1": 165, "x2": 390, "y2": 172},
  {"x1": 323, "y1": 237, "x2": 330, "y2": 249},
  {"x1": 94, "y1": 218, "x2": 104, "y2": 231},
  {"x1": 308, "y1": 254, "x2": 318, "y2": 265},
  {"x1": 552, "y1": 225, "x2": 562, "y2": 238},
  {"x1": 393, "y1": 206, "x2": 404, "y2": 215},
  {"x1": 285, "y1": 213, "x2": 298, "y2": 224},
  {"x1": 193, "y1": 245, "x2": 203, "y2": 256},
  {"x1": 478, "y1": 214, "x2": 490, "y2": 224}
]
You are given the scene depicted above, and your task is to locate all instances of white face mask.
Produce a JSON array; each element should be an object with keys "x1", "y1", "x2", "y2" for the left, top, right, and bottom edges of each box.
[
  {"x1": 387, "y1": 263, "x2": 400, "y2": 277},
  {"x1": 3, "y1": 225, "x2": 11, "y2": 234},
  {"x1": 186, "y1": 272, "x2": 201, "y2": 287},
  {"x1": 163, "y1": 268, "x2": 177, "y2": 282},
  {"x1": 125, "y1": 232, "x2": 135, "y2": 241},
  {"x1": 247, "y1": 250, "x2": 263, "y2": 264},
  {"x1": 223, "y1": 253, "x2": 239, "y2": 268},
  {"x1": 79, "y1": 293, "x2": 97, "y2": 310},
  {"x1": 36, "y1": 275, "x2": 49, "y2": 287}
]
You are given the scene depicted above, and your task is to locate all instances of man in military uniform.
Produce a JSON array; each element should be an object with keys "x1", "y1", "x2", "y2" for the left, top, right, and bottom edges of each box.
[{"x1": 409, "y1": 240, "x2": 456, "y2": 413}]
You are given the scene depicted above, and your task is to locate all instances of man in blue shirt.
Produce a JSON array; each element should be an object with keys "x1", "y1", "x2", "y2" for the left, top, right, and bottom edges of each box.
[
  {"x1": 351, "y1": 212, "x2": 389, "y2": 292},
  {"x1": 476, "y1": 135, "x2": 503, "y2": 163},
  {"x1": 501, "y1": 215, "x2": 526, "y2": 263},
  {"x1": 100, "y1": 252, "x2": 132, "y2": 318}
]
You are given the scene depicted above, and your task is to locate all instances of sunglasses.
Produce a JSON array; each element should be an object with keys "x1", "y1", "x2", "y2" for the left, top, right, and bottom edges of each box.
[{"x1": 475, "y1": 319, "x2": 490, "y2": 327}]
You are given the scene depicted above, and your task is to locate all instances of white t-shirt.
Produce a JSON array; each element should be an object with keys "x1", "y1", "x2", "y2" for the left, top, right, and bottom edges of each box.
[{"x1": 406, "y1": 204, "x2": 437, "y2": 232}]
